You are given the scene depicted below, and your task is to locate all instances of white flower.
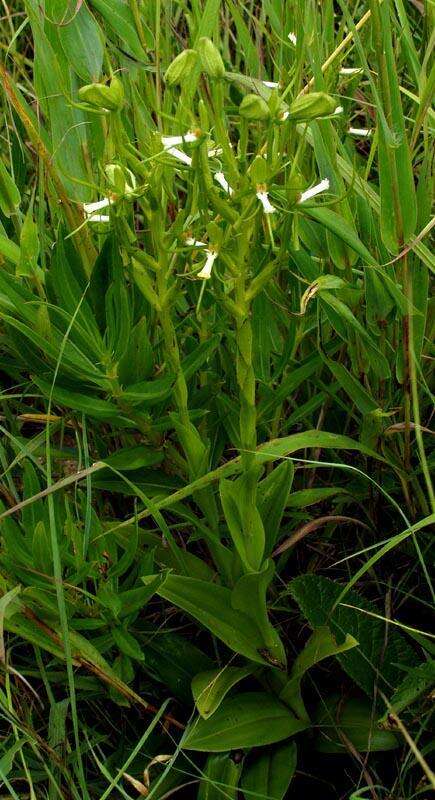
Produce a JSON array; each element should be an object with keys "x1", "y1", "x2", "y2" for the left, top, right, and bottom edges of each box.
[
  {"x1": 214, "y1": 171, "x2": 233, "y2": 195},
  {"x1": 288, "y1": 32, "x2": 297, "y2": 46},
  {"x1": 298, "y1": 178, "x2": 330, "y2": 204},
  {"x1": 161, "y1": 131, "x2": 199, "y2": 148},
  {"x1": 340, "y1": 67, "x2": 363, "y2": 75},
  {"x1": 165, "y1": 147, "x2": 192, "y2": 166},
  {"x1": 197, "y1": 249, "x2": 218, "y2": 279},
  {"x1": 263, "y1": 80, "x2": 279, "y2": 89},
  {"x1": 348, "y1": 127, "x2": 372, "y2": 137},
  {"x1": 279, "y1": 110, "x2": 289, "y2": 122},
  {"x1": 333, "y1": 106, "x2": 344, "y2": 116},
  {"x1": 256, "y1": 186, "x2": 276, "y2": 214},
  {"x1": 83, "y1": 196, "x2": 112, "y2": 222},
  {"x1": 185, "y1": 237, "x2": 207, "y2": 247}
]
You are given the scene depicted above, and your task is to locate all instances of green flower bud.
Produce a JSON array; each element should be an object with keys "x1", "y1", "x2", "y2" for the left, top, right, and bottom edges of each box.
[
  {"x1": 105, "y1": 164, "x2": 136, "y2": 196},
  {"x1": 164, "y1": 49, "x2": 198, "y2": 86},
  {"x1": 196, "y1": 37, "x2": 225, "y2": 79},
  {"x1": 78, "y1": 75, "x2": 124, "y2": 112},
  {"x1": 288, "y1": 92, "x2": 337, "y2": 122},
  {"x1": 239, "y1": 94, "x2": 271, "y2": 121}
]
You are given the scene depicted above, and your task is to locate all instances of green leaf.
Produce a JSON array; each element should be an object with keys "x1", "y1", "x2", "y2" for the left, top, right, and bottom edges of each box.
[
  {"x1": 0, "y1": 233, "x2": 20, "y2": 265},
  {"x1": 313, "y1": 695, "x2": 400, "y2": 753},
  {"x1": 289, "y1": 575, "x2": 416, "y2": 698},
  {"x1": 148, "y1": 573, "x2": 279, "y2": 666},
  {"x1": 0, "y1": 160, "x2": 20, "y2": 217},
  {"x1": 192, "y1": 665, "x2": 254, "y2": 719},
  {"x1": 241, "y1": 741, "x2": 297, "y2": 800},
  {"x1": 231, "y1": 561, "x2": 286, "y2": 669},
  {"x1": 46, "y1": 0, "x2": 104, "y2": 82},
  {"x1": 258, "y1": 462, "x2": 294, "y2": 556},
  {"x1": 379, "y1": 660, "x2": 435, "y2": 724},
  {"x1": 103, "y1": 446, "x2": 163, "y2": 471},
  {"x1": 183, "y1": 693, "x2": 309, "y2": 751},
  {"x1": 198, "y1": 753, "x2": 242, "y2": 800},
  {"x1": 219, "y1": 477, "x2": 265, "y2": 571},
  {"x1": 89, "y1": 0, "x2": 145, "y2": 60},
  {"x1": 111, "y1": 627, "x2": 144, "y2": 661},
  {"x1": 303, "y1": 207, "x2": 377, "y2": 265},
  {"x1": 286, "y1": 487, "x2": 348, "y2": 508},
  {"x1": 256, "y1": 429, "x2": 382, "y2": 464},
  {"x1": 279, "y1": 626, "x2": 358, "y2": 718}
]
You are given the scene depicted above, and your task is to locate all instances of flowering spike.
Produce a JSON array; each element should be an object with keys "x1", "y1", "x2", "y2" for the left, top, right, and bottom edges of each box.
[{"x1": 298, "y1": 178, "x2": 330, "y2": 204}]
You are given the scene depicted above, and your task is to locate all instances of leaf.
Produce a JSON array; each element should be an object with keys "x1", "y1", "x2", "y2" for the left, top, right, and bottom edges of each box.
[
  {"x1": 231, "y1": 561, "x2": 286, "y2": 669},
  {"x1": 0, "y1": 160, "x2": 20, "y2": 216},
  {"x1": 324, "y1": 359, "x2": 378, "y2": 415},
  {"x1": 103, "y1": 445, "x2": 163, "y2": 471},
  {"x1": 0, "y1": 233, "x2": 20, "y2": 265},
  {"x1": 256, "y1": 429, "x2": 382, "y2": 464},
  {"x1": 320, "y1": 292, "x2": 391, "y2": 379},
  {"x1": 198, "y1": 753, "x2": 242, "y2": 800},
  {"x1": 313, "y1": 695, "x2": 400, "y2": 753},
  {"x1": 33, "y1": 378, "x2": 127, "y2": 422},
  {"x1": 148, "y1": 573, "x2": 279, "y2": 666},
  {"x1": 0, "y1": 586, "x2": 21, "y2": 663},
  {"x1": 289, "y1": 575, "x2": 416, "y2": 698},
  {"x1": 50, "y1": 0, "x2": 104, "y2": 82},
  {"x1": 378, "y1": 660, "x2": 435, "y2": 724},
  {"x1": 241, "y1": 741, "x2": 297, "y2": 800},
  {"x1": 192, "y1": 665, "x2": 254, "y2": 719},
  {"x1": 303, "y1": 207, "x2": 377, "y2": 265},
  {"x1": 183, "y1": 693, "x2": 309, "y2": 751},
  {"x1": 219, "y1": 477, "x2": 265, "y2": 571},
  {"x1": 89, "y1": 0, "x2": 145, "y2": 60},
  {"x1": 279, "y1": 627, "x2": 358, "y2": 718},
  {"x1": 141, "y1": 626, "x2": 214, "y2": 705},
  {"x1": 112, "y1": 627, "x2": 144, "y2": 661},
  {"x1": 258, "y1": 462, "x2": 294, "y2": 556},
  {"x1": 286, "y1": 487, "x2": 348, "y2": 508}
]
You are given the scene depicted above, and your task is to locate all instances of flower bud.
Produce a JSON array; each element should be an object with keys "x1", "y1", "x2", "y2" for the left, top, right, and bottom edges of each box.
[
  {"x1": 196, "y1": 37, "x2": 225, "y2": 79},
  {"x1": 78, "y1": 75, "x2": 124, "y2": 112},
  {"x1": 288, "y1": 92, "x2": 337, "y2": 121},
  {"x1": 105, "y1": 164, "x2": 136, "y2": 196},
  {"x1": 105, "y1": 163, "x2": 125, "y2": 194},
  {"x1": 239, "y1": 94, "x2": 270, "y2": 121},
  {"x1": 165, "y1": 49, "x2": 198, "y2": 85}
]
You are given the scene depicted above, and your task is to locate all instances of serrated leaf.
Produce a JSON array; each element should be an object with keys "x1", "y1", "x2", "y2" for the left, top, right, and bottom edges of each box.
[{"x1": 289, "y1": 575, "x2": 416, "y2": 697}]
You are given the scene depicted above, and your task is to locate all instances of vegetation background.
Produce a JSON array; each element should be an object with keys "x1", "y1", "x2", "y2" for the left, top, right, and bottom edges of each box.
[{"x1": 0, "y1": 0, "x2": 433, "y2": 798}]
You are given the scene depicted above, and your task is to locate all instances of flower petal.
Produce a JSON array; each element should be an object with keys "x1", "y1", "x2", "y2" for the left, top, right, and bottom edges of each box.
[{"x1": 298, "y1": 178, "x2": 330, "y2": 204}]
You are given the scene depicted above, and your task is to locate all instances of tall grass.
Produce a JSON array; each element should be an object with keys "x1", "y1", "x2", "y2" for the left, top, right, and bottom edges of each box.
[{"x1": 0, "y1": 1, "x2": 433, "y2": 798}]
